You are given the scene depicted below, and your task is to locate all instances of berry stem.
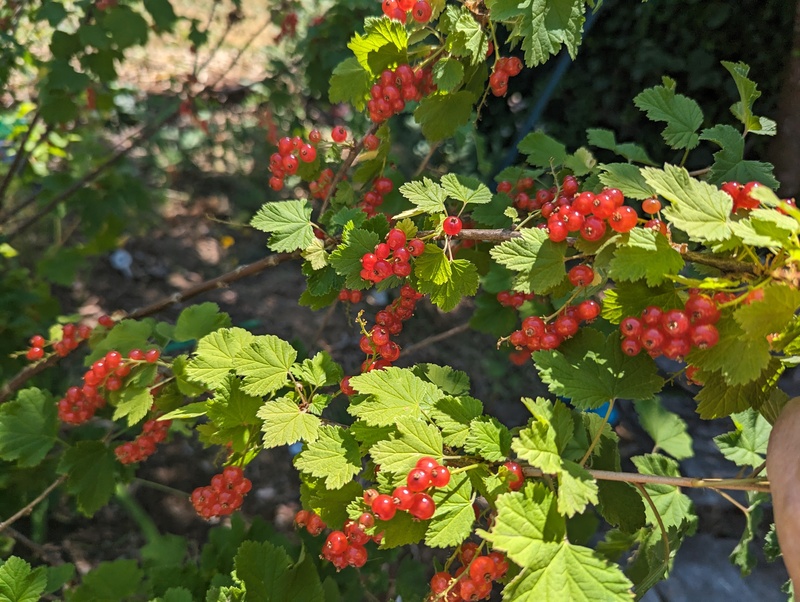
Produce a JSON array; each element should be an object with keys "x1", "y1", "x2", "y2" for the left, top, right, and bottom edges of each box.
[{"x1": 318, "y1": 122, "x2": 380, "y2": 217}]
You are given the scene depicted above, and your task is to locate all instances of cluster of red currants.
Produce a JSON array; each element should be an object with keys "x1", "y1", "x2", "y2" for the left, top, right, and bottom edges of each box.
[
  {"x1": 320, "y1": 516, "x2": 382, "y2": 571},
  {"x1": 57, "y1": 347, "x2": 159, "y2": 424},
  {"x1": 381, "y1": 0, "x2": 433, "y2": 24},
  {"x1": 496, "y1": 289, "x2": 535, "y2": 308},
  {"x1": 360, "y1": 227, "x2": 425, "y2": 282},
  {"x1": 619, "y1": 292, "x2": 721, "y2": 360},
  {"x1": 429, "y1": 543, "x2": 509, "y2": 602},
  {"x1": 309, "y1": 168, "x2": 335, "y2": 200},
  {"x1": 294, "y1": 509, "x2": 327, "y2": 536},
  {"x1": 268, "y1": 132, "x2": 320, "y2": 192},
  {"x1": 721, "y1": 180, "x2": 766, "y2": 213},
  {"x1": 367, "y1": 456, "x2": 450, "y2": 523},
  {"x1": 507, "y1": 300, "x2": 601, "y2": 354},
  {"x1": 114, "y1": 413, "x2": 171, "y2": 464},
  {"x1": 191, "y1": 466, "x2": 252, "y2": 519},
  {"x1": 542, "y1": 178, "x2": 639, "y2": 242},
  {"x1": 488, "y1": 56, "x2": 523, "y2": 97},
  {"x1": 367, "y1": 63, "x2": 436, "y2": 123},
  {"x1": 25, "y1": 315, "x2": 115, "y2": 361},
  {"x1": 337, "y1": 289, "x2": 363, "y2": 303},
  {"x1": 360, "y1": 283, "x2": 424, "y2": 373},
  {"x1": 359, "y1": 176, "x2": 395, "y2": 217},
  {"x1": 497, "y1": 175, "x2": 550, "y2": 213}
]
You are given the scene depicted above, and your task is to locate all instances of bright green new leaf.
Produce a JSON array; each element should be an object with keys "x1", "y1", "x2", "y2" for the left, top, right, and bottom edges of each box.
[
  {"x1": 415, "y1": 258, "x2": 479, "y2": 311},
  {"x1": 349, "y1": 420, "x2": 397, "y2": 454},
  {"x1": 159, "y1": 401, "x2": 208, "y2": 421},
  {"x1": 631, "y1": 454, "x2": 695, "y2": 530},
  {"x1": 608, "y1": 228, "x2": 684, "y2": 287},
  {"x1": 432, "y1": 57, "x2": 465, "y2": 92},
  {"x1": 377, "y1": 510, "x2": 429, "y2": 548},
  {"x1": 0, "y1": 388, "x2": 57, "y2": 467},
  {"x1": 112, "y1": 386, "x2": 152, "y2": 427},
  {"x1": 414, "y1": 91, "x2": 475, "y2": 142},
  {"x1": 294, "y1": 426, "x2": 361, "y2": 490},
  {"x1": 634, "y1": 399, "x2": 693, "y2": 460},
  {"x1": 68, "y1": 559, "x2": 142, "y2": 602},
  {"x1": 634, "y1": 78, "x2": 703, "y2": 150},
  {"x1": 601, "y1": 281, "x2": 684, "y2": 324},
  {"x1": 0, "y1": 557, "x2": 47, "y2": 602},
  {"x1": 598, "y1": 163, "x2": 656, "y2": 200},
  {"x1": 464, "y1": 416, "x2": 511, "y2": 461},
  {"x1": 258, "y1": 397, "x2": 321, "y2": 448},
  {"x1": 439, "y1": 5, "x2": 489, "y2": 65},
  {"x1": 396, "y1": 178, "x2": 447, "y2": 218},
  {"x1": 251, "y1": 199, "x2": 314, "y2": 253},
  {"x1": 291, "y1": 351, "x2": 343, "y2": 389},
  {"x1": 699, "y1": 124, "x2": 778, "y2": 187},
  {"x1": 329, "y1": 228, "x2": 381, "y2": 289},
  {"x1": 714, "y1": 409, "x2": 771, "y2": 468},
  {"x1": 734, "y1": 284, "x2": 800, "y2": 341},
  {"x1": 694, "y1": 358, "x2": 783, "y2": 419},
  {"x1": 206, "y1": 375, "x2": 263, "y2": 429},
  {"x1": 329, "y1": 57, "x2": 371, "y2": 110},
  {"x1": 521, "y1": 397, "x2": 574, "y2": 455},
  {"x1": 414, "y1": 244, "x2": 452, "y2": 285},
  {"x1": 557, "y1": 460, "x2": 599, "y2": 517},
  {"x1": 235, "y1": 335, "x2": 297, "y2": 396},
  {"x1": 478, "y1": 482, "x2": 565, "y2": 566},
  {"x1": 502, "y1": 542, "x2": 633, "y2": 601},
  {"x1": 430, "y1": 396, "x2": 484, "y2": 447},
  {"x1": 348, "y1": 16, "x2": 408, "y2": 74},
  {"x1": 301, "y1": 238, "x2": 328, "y2": 271},
  {"x1": 490, "y1": 228, "x2": 567, "y2": 294},
  {"x1": 349, "y1": 367, "x2": 443, "y2": 426},
  {"x1": 413, "y1": 364, "x2": 471, "y2": 396},
  {"x1": 686, "y1": 318, "x2": 770, "y2": 386},
  {"x1": 586, "y1": 129, "x2": 656, "y2": 165},
  {"x1": 441, "y1": 173, "x2": 492, "y2": 205},
  {"x1": 534, "y1": 329, "x2": 665, "y2": 409},
  {"x1": 370, "y1": 416, "x2": 443, "y2": 476},
  {"x1": 517, "y1": 131, "x2": 568, "y2": 167},
  {"x1": 512, "y1": 418, "x2": 562, "y2": 473},
  {"x1": 58, "y1": 441, "x2": 119, "y2": 516},
  {"x1": 173, "y1": 302, "x2": 231, "y2": 342},
  {"x1": 186, "y1": 327, "x2": 254, "y2": 389},
  {"x1": 426, "y1": 474, "x2": 475, "y2": 548},
  {"x1": 642, "y1": 164, "x2": 733, "y2": 242}
]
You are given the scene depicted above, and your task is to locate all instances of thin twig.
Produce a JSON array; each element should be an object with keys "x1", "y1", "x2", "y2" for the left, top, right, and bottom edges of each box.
[
  {"x1": 635, "y1": 483, "x2": 670, "y2": 578},
  {"x1": 192, "y1": 0, "x2": 221, "y2": 78},
  {"x1": 4, "y1": 526, "x2": 64, "y2": 567},
  {"x1": 413, "y1": 141, "x2": 441, "y2": 178},
  {"x1": 318, "y1": 123, "x2": 380, "y2": 217},
  {"x1": 0, "y1": 475, "x2": 67, "y2": 535},
  {"x1": 689, "y1": 166, "x2": 712, "y2": 178},
  {"x1": 0, "y1": 110, "x2": 41, "y2": 207},
  {"x1": 522, "y1": 466, "x2": 770, "y2": 493},
  {"x1": 579, "y1": 399, "x2": 614, "y2": 466},
  {"x1": 204, "y1": 18, "x2": 272, "y2": 92},
  {"x1": 401, "y1": 322, "x2": 472, "y2": 356},
  {"x1": 713, "y1": 489, "x2": 750, "y2": 514},
  {"x1": 311, "y1": 299, "x2": 339, "y2": 350}
]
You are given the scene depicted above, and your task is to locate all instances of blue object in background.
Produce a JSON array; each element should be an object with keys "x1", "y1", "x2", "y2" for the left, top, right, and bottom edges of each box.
[{"x1": 586, "y1": 401, "x2": 620, "y2": 426}]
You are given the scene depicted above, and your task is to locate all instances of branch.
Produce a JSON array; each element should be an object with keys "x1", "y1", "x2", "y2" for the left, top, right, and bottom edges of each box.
[
  {"x1": 318, "y1": 123, "x2": 380, "y2": 217},
  {"x1": 0, "y1": 109, "x2": 41, "y2": 207},
  {"x1": 0, "y1": 475, "x2": 67, "y2": 534},
  {"x1": 401, "y1": 322, "x2": 471, "y2": 356},
  {"x1": 523, "y1": 466, "x2": 770, "y2": 493}
]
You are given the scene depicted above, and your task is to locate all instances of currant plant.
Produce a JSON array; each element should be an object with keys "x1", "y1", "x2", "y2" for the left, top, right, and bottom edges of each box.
[{"x1": 1, "y1": 1, "x2": 798, "y2": 601}]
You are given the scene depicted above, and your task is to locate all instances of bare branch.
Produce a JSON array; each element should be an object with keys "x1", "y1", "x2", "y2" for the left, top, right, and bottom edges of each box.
[{"x1": 0, "y1": 475, "x2": 67, "y2": 534}]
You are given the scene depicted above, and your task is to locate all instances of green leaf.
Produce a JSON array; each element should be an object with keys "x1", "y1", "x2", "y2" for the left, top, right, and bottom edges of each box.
[
  {"x1": 517, "y1": 132, "x2": 568, "y2": 167},
  {"x1": 206, "y1": 375, "x2": 263, "y2": 429},
  {"x1": 58, "y1": 441, "x2": 118, "y2": 516},
  {"x1": 377, "y1": 510, "x2": 429, "y2": 548},
  {"x1": 471, "y1": 192, "x2": 515, "y2": 228},
  {"x1": 413, "y1": 364, "x2": 471, "y2": 396},
  {"x1": 686, "y1": 318, "x2": 770, "y2": 386},
  {"x1": 159, "y1": 401, "x2": 208, "y2": 421},
  {"x1": 414, "y1": 91, "x2": 476, "y2": 142},
  {"x1": 329, "y1": 228, "x2": 381, "y2": 289},
  {"x1": 557, "y1": 460, "x2": 599, "y2": 518},
  {"x1": 464, "y1": 416, "x2": 511, "y2": 461},
  {"x1": 699, "y1": 124, "x2": 778, "y2": 188},
  {"x1": 294, "y1": 426, "x2": 361, "y2": 490},
  {"x1": 302, "y1": 479, "x2": 362, "y2": 529},
  {"x1": 160, "y1": 588, "x2": 193, "y2": 602},
  {"x1": 521, "y1": 397, "x2": 575, "y2": 455},
  {"x1": 86, "y1": 319, "x2": 155, "y2": 363},
  {"x1": 438, "y1": 5, "x2": 489, "y2": 65},
  {"x1": 258, "y1": 397, "x2": 321, "y2": 448},
  {"x1": 441, "y1": 173, "x2": 492, "y2": 205},
  {"x1": 501, "y1": 542, "x2": 633, "y2": 602},
  {"x1": 470, "y1": 293, "x2": 519, "y2": 336},
  {"x1": 601, "y1": 281, "x2": 684, "y2": 324},
  {"x1": 633, "y1": 78, "x2": 703, "y2": 150},
  {"x1": 432, "y1": 58, "x2": 465, "y2": 92},
  {"x1": 634, "y1": 399, "x2": 693, "y2": 460},
  {"x1": 0, "y1": 557, "x2": 47, "y2": 602},
  {"x1": 430, "y1": 396, "x2": 484, "y2": 447},
  {"x1": 329, "y1": 57, "x2": 371, "y2": 110},
  {"x1": 102, "y1": 5, "x2": 149, "y2": 48},
  {"x1": 534, "y1": 329, "x2": 665, "y2": 409},
  {"x1": 642, "y1": 164, "x2": 733, "y2": 242},
  {"x1": 426, "y1": 474, "x2": 475, "y2": 548},
  {"x1": 414, "y1": 244, "x2": 452, "y2": 285},
  {"x1": 596, "y1": 481, "x2": 646, "y2": 533},
  {"x1": 730, "y1": 493, "x2": 767, "y2": 576},
  {"x1": 722, "y1": 61, "x2": 775, "y2": 136},
  {"x1": 0, "y1": 388, "x2": 57, "y2": 467},
  {"x1": 234, "y1": 541, "x2": 323, "y2": 602},
  {"x1": 396, "y1": 178, "x2": 447, "y2": 218},
  {"x1": 512, "y1": 417, "x2": 562, "y2": 474},
  {"x1": 234, "y1": 335, "x2": 297, "y2": 396},
  {"x1": 370, "y1": 416, "x2": 443, "y2": 476},
  {"x1": 598, "y1": 164, "x2": 656, "y2": 200},
  {"x1": 185, "y1": 327, "x2": 254, "y2": 389},
  {"x1": 564, "y1": 147, "x2": 597, "y2": 177},
  {"x1": 490, "y1": 228, "x2": 567, "y2": 294},
  {"x1": 68, "y1": 559, "x2": 142, "y2": 602},
  {"x1": 173, "y1": 302, "x2": 231, "y2": 342},
  {"x1": 586, "y1": 129, "x2": 656, "y2": 165},
  {"x1": 348, "y1": 16, "x2": 408, "y2": 74},
  {"x1": 301, "y1": 238, "x2": 328, "y2": 270},
  {"x1": 112, "y1": 387, "x2": 153, "y2": 427},
  {"x1": 734, "y1": 284, "x2": 800, "y2": 341},
  {"x1": 415, "y1": 258, "x2": 479, "y2": 312},
  {"x1": 143, "y1": 0, "x2": 177, "y2": 31},
  {"x1": 631, "y1": 454, "x2": 695, "y2": 530},
  {"x1": 291, "y1": 352, "x2": 343, "y2": 389},
  {"x1": 694, "y1": 358, "x2": 783, "y2": 419},
  {"x1": 714, "y1": 409, "x2": 771, "y2": 468},
  {"x1": 251, "y1": 200, "x2": 314, "y2": 253},
  {"x1": 349, "y1": 367, "x2": 443, "y2": 426},
  {"x1": 608, "y1": 228, "x2": 684, "y2": 287}
]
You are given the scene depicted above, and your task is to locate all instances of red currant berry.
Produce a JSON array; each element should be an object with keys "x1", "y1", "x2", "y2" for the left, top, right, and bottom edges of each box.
[
  {"x1": 29, "y1": 335, "x2": 46, "y2": 348},
  {"x1": 568, "y1": 264, "x2": 594, "y2": 287},
  {"x1": 469, "y1": 555, "x2": 497, "y2": 583},
  {"x1": 331, "y1": 126, "x2": 347, "y2": 143},
  {"x1": 642, "y1": 198, "x2": 661, "y2": 214},
  {"x1": 26, "y1": 347, "x2": 44, "y2": 361},
  {"x1": 145, "y1": 349, "x2": 161, "y2": 363},
  {"x1": 411, "y1": 0, "x2": 432, "y2": 22},
  {"x1": 325, "y1": 531, "x2": 349, "y2": 555},
  {"x1": 371, "y1": 494, "x2": 397, "y2": 521},
  {"x1": 407, "y1": 467, "x2": 432, "y2": 492},
  {"x1": 431, "y1": 465, "x2": 451, "y2": 488},
  {"x1": 504, "y1": 461, "x2": 524, "y2": 491},
  {"x1": 392, "y1": 486, "x2": 415, "y2": 510},
  {"x1": 442, "y1": 216, "x2": 463, "y2": 236},
  {"x1": 409, "y1": 492, "x2": 435, "y2": 520}
]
